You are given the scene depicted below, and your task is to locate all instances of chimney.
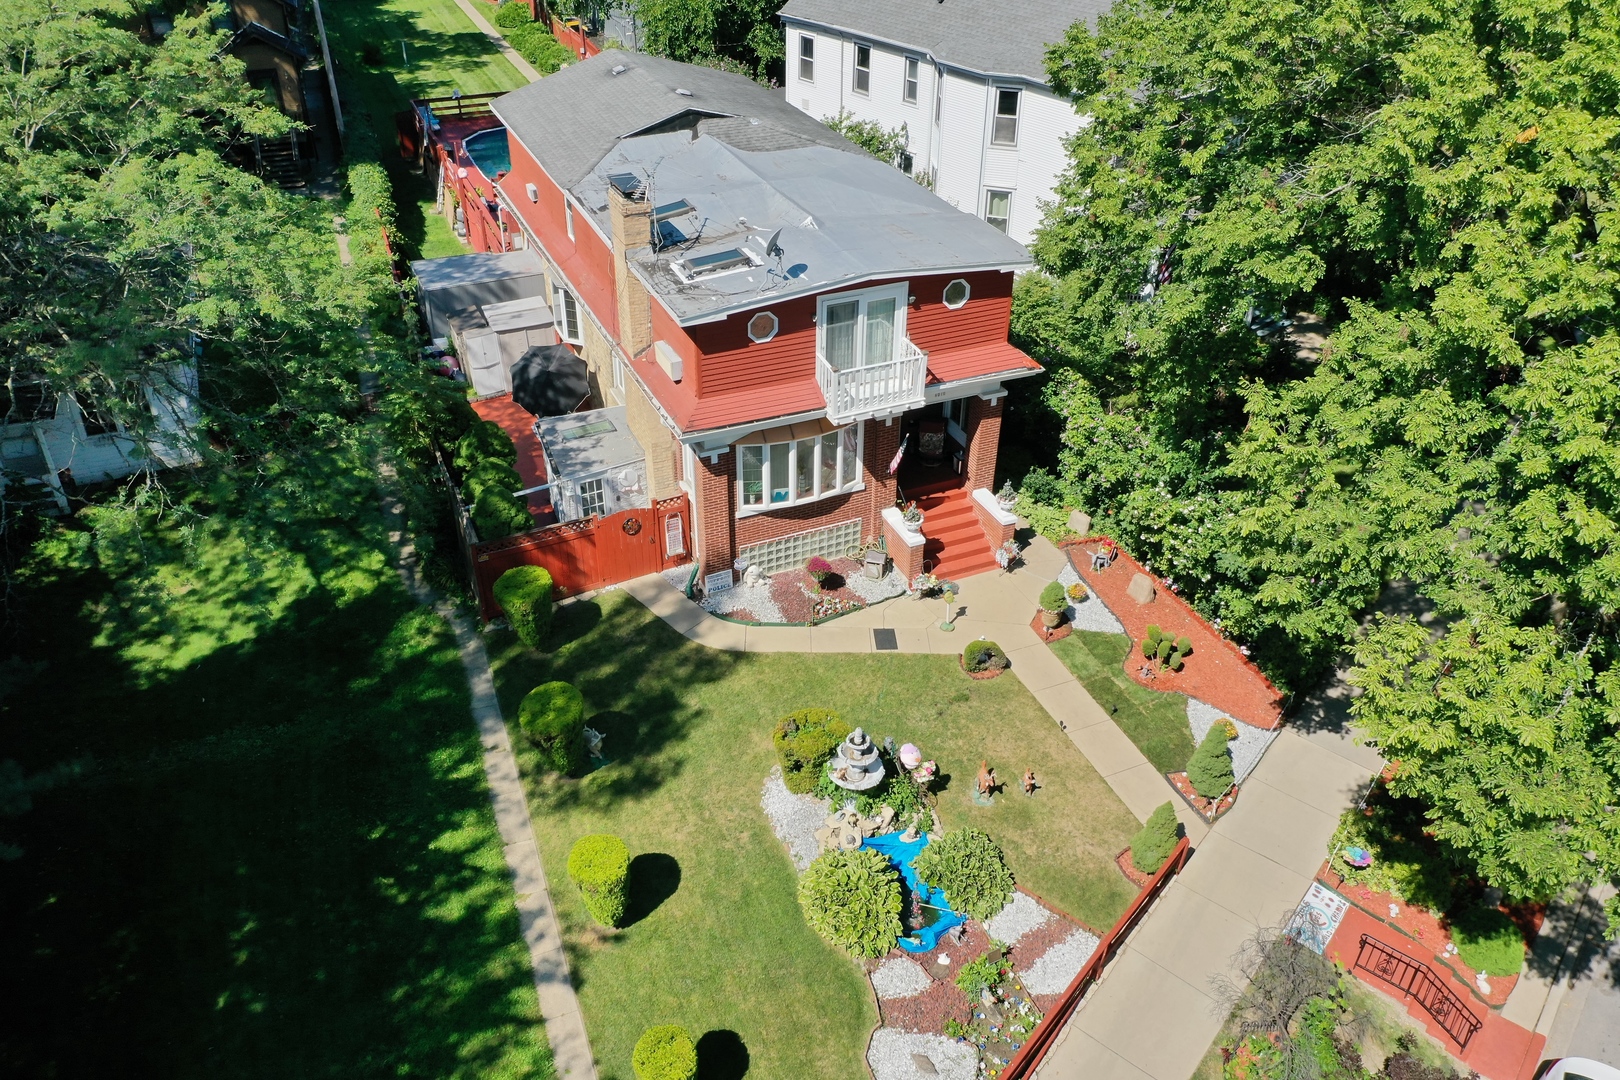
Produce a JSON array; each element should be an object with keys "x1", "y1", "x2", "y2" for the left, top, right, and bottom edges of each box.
[{"x1": 608, "y1": 185, "x2": 654, "y2": 358}]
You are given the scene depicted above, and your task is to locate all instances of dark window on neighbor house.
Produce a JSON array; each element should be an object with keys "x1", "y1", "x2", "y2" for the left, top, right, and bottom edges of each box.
[
  {"x1": 75, "y1": 393, "x2": 119, "y2": 436},
  {"x1": 904, "y1": 57, "x2": 919, "y2": 103},
  {"x1": 798, "y1": 34, "x2": 814, "y2": 81},
  {"x1": 984, "y1": 189, "x2": 1012, "y2": 232},
  {"x1": 3, "y1": 381, "x2": 57, "y2": 424},
  {"x1": 246, "y1": 69, "x2": 280, "y2": 111},
  {"x1": 898, "y1": 150, "x2": 914, "y2": 175},
  {"x1": 992, "y1": 88, "x2": 1020, "y2": 146},
  {"x1": 853, "y1": 43, "x2": 871, "y2": 95}
]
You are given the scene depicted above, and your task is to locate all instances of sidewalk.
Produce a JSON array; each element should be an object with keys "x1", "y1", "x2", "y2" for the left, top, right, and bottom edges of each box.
[{"x1": 450, "y1": 0, "x2": 544, "y2": 81}]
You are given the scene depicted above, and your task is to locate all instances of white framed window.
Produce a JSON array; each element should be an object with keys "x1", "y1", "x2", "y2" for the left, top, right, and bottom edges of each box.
[
  {"x1": 817, "y1": 282, "x2": 908, "y2": 371},
  {"x1": 612, "y1": 354, "x2": 625, "y2": 395},
  {"x1": 943, "y1": 278, "x2": 970, "y2": 308},
  {"x1": 992, "y1": 87, "x2": 1020, "y2": 146},
  {"x1": 984, "y1": 189, "x2": 1012, "y2": 233},
  {"x1": 737, "y1": 423, "x2": 863, "y2": 513},
  {"x1": 798, "y1": 33, "x2": 814, "y2": 81},
  {"x1": 553, "y1": 284, "x2": 582, "y2": 344},
  {"x1": 565, "y1": 197, "x2": 575, "y2": 241},
  {"x1": 903, "y1": 57, "x2": 919, "y2": 104},
  {"x1": 853, "y1": 43, "x2": 871, "y2": 95},
  {"x1": 579, "y1": 477, "x2": 605, "y2": 518},
  {"x1": 747, "y1": 311, "x2": 778, "y2": 343}
]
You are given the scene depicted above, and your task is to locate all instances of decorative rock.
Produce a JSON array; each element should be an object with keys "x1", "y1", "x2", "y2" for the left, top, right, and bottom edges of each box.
[
  {"x1": 1067, "y1": 510, "x2": 1092, "y2": 536},
  {"x1": 912, "y1": 1053, "x2": 939, "y2": 1075},
  {"x1": 1126, "y1": 573, "x2": 1157, "y2": 605}
]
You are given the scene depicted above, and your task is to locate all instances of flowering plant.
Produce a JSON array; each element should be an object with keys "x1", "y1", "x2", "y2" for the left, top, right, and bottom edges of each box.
[
  {"x1": 910, "y1": 572, "x2": 941, "y2": 595},
  {"x1": 1067, "y1": 581, "x2": 1089, "y2": 601},
  {"x1": 901, "y1": 501, "x2": 923, "y2": 526},
  {"x1": 806, "y1": 555, "x2": 833, "y2": 584}
]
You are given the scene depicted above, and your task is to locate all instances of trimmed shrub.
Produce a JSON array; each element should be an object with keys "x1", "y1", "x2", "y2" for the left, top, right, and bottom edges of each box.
[
  {"x1": 505, "y1": 22, "x2": 575, "y2": 74},
  {"x1": 1451, "y1": 906, "x2": 1524, "y2": 976},
  {"x1": 492, "y1": 0, "x2": 533, "y2": 26},
  {"x1": 471, "y1": 486, "x2": 532, "y2": 541},
  {"x1": 799, "y1": 848, "x2": 902, "y2": 958},
  {"x1": 519, "y1": 681, "x2": 586, "y2": 773},
  {"x1": 773, "y1": 708, "x2": 851, "y2": 794},
  {"x1": 1039, "y1": 581, "x2": 1067, "y2": 612},
  {"x1": 1186, "y1": 724, "x2": 1235, "y2": 798},
  {"x1": 632, "y1": 1024, "x2": 697, "y2": 1080},
  {"x1": 493, "y1": 565, "x2": 553, "y2": 647},
  {"x1": 462, "y1": 459, "x2": 524, "y2": 504},
  {"x1": 913, "y1": 827, "x2": 1014, "y2": 920},
  {"x1": 962, "y1": 639, "x2": 1009, "y2": 674},
  {"x1": 454, "y1": 419, "x2": 518, "y2": 470},
  {"x1": 568, "y1": 833, "x2": 630, "y2": 927},
  {"x1": 1130, "y1": 801, "x2": 1182, "y2": 873},
  {"x1": 1142, "y1": 624, "x2": 1191, "y2": 670}
]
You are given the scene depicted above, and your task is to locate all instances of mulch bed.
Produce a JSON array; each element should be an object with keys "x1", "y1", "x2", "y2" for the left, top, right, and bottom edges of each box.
[
  {"x1": 1115, "y1": 848, "x2": 1153, "y2": 889},
  {"x1": 959, "y1": 655, "x2": 1008, "y2": 680},
  {"x1": 1006, "y1": 909, "x2": 1093, "y2": 1015},
  {"x1": 1060, "y1": 539, "x2": 1284, "y2": 729},
  {"x1": 1030, "y1": 614, "x2": 1072, "y2": 643},
  {"x1": 769, "y1": 559, "x2": 871, "y2": 623},
  {"x1": 1167, "y1": 770, "x2": 1239, "y2": 821}
]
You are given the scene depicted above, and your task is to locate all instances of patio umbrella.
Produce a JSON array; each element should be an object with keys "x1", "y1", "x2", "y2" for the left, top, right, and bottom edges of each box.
[{"x1": 510, "y1": 344, "x2": 590, "y2": 417}]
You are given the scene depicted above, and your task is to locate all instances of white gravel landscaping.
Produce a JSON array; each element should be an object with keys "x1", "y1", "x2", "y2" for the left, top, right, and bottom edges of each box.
[
  {"x1": 871, "y1": 957, "x2": 934, "y2": 1000},
  {"x1": 984, "y1": 890, "x2": 1053, "y2": 946},
  {"x1": 845, "y1": 567, "x2": 909, "y2": 605},
  {"x1": 868, "y1": 1029, "x2": 978, "y2": 1080},
  {"x1": 663, "y1": 566, "x2": 786, "y2": 623},
  {"x1": 1019, "y1": 927, "x2": 1102, "y2": 995},
  {"x1": 1057, "y1": 563, "x2": 1126, "y2": 634},
  {"x1": 1186, "y1": 698, "x2": 1279, "y2": 784},
  {"x1": 760, "y1": 766, "x2": 829, "y2": 871}
]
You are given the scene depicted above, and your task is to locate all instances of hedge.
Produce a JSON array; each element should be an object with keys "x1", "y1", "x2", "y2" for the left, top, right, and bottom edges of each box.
[
  {"x1": 462, "y1": 459, "x2": 524, "y2": 504},
  {"x1": 798, "y1": 848, "x2": 902, "y2": 958},
  {"x1": 518, "y1": 681, "x2": 586, "y2": 774},
  {"x1": 504, "y1": 22, "x2": 576, "y2": 74},
  {"x1": 1451, "y1": 906, "x2": 1524, "y2": 977},
  {"x1": 1130, "y1": 801, "x2": 1181, "y2": 873},
  {"x1": 471, "y1": 485, "x2": 532, "y2": 541},
  {"x1": 772, "y1": 708, "x2": 850, "y2": 794},
  {"x1": 632, "y1": 1024, "x2": 697, "y2": 1080},
  {"x1": 454, "y1": 419, "x2": 518, "y2": 470},
  {"x1": 913, "y1": 827, "x2": 1014, "y2": 921},
  {"x1": 492, "y1": 0, "x2": 533, "y2": 27},
  {"x1": 494, "y1": 565, "x2": 554, "y2": 646},
  {"x1": 568, "y1": 833, "x2": 630, "y2": 928},
  {"x1": 347, "y1": 160, "x2": 397, "y2": 233}
]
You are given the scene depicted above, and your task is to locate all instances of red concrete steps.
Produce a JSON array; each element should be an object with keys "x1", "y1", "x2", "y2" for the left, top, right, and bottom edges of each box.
[{"x1": 914, "y1": 488, "x2": 997, "y2": 580}]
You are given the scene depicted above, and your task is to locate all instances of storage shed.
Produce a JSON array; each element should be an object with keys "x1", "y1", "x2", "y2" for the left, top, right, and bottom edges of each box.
[
  {"x1": 534, "y1": 407, "x2": 649, "y2": 523},
  {"x1": 411, "y1": 250, "x2": 548, "y2": 339}
]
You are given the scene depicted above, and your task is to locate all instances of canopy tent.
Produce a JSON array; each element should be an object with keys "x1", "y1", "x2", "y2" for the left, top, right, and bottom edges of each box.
[{"x1": 510, "y1": 344, "x2": 590, "y2": 417}]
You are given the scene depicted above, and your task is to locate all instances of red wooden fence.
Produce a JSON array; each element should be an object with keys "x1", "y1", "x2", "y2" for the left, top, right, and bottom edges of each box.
[
  {"x1": 550, "y1": 16, "x2": 599, "y2": 59},
  {"x1": 470, "y1": 495, "x2": 691, "y2": 619},
  {"x1": 1001, "y1": 836, "x2": 1194, "y2": 1078}
]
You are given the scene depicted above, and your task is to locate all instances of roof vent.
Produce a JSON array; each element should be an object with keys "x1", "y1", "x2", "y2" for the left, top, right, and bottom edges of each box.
[
  {"x1": 674, "y1": 87, "x2": 693, "y2": 97},
  {"x1": 611, "y1": 64, "x2": 627, "y2": 75}
]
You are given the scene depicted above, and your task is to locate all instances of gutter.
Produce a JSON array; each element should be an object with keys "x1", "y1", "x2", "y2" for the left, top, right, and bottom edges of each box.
[{"x1": 779, "y1": 15, "x2": 1054, "y2": 89}]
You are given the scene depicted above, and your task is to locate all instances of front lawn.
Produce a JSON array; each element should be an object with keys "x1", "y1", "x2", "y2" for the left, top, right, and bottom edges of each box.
[
  {"x1": 0, "y1": 458, "x2": 550, "y2": 1079},
  {"x1": 488, "y1": 593, "x2": 1140, "y2": 1079},
  {"x1": 1050, "y1": 630, "x2": 1197, "y2": 773}
]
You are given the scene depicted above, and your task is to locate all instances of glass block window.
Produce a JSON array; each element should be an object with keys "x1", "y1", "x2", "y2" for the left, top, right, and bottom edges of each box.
[{"x1": 740, "y1": 518, "x2": 862, "y2": 575}]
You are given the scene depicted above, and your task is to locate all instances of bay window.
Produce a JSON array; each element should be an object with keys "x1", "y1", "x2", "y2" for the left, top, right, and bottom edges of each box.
[{"x1": 737, "y1": 422, "x2": 863, "y2": 513}]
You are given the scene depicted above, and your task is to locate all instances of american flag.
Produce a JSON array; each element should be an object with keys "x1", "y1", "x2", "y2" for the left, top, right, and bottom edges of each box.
[{"x1": 888, "y1": 434, "x2": 908, "y2": 476}]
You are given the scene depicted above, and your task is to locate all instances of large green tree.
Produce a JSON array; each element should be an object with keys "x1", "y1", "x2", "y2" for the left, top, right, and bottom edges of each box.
[
  {"x1": 1028, "y1": 0, "x2": 1620, "y2": 915},
  {"x1": 629, "y1": 0, "x2": 784, "y2": 79}
]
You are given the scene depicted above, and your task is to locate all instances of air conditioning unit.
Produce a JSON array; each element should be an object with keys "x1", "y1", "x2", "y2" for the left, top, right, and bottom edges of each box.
[
  {"x1": 654, "y1": 340, "x2": 683, "y2": 382},
  {"x1": 525, "y1": 183, "x2": 539, "y2": 202}
]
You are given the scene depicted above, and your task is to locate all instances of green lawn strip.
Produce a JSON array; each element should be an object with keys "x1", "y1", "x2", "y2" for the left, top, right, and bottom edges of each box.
[
  {"x1": 487, "y1": 595, "x2": 1138, "y2": 1078},
  {"x1": 1049, "y1": 631, "x2": 1197, "y2": 774},
  {"x1": 322, "y1": 0, "x2": 528, "y2": 258},
  {"x1": 0, "y1": 457, "x2": 550, "y2": 1079}
]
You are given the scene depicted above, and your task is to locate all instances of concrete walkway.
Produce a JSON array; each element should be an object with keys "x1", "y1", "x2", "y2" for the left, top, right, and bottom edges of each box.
[
  {"x1": 621, "y1": 535, "x2": 1211, "y2": 841},
  {"x1": 450, "y1": 0, "x2": 544, "y2": 82},
  {"x1": 380, "y1": 466, "x2": 598, "y2": 1080}
]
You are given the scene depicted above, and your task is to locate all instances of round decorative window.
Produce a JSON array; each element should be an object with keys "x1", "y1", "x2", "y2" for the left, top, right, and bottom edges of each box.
[
  {"x1": 943, "y1": 279, "x2": 971, "y2": 309},
  {"x1": 747, "y1": 311, "x2": 779, "y2": 343}
]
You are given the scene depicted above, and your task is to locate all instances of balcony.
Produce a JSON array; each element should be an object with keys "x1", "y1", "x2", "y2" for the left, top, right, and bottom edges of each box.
[{"x1": 816, "y1": 338, "x2": 928, "y2": 424}]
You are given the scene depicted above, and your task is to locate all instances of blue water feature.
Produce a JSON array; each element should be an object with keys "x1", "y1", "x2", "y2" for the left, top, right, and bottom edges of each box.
[
  {"x1": 862, "y1": 832, "x2": 966, "y2": 953},
  {"x1": 462, "y1": 127, "x2": 511, "y2": 178}
]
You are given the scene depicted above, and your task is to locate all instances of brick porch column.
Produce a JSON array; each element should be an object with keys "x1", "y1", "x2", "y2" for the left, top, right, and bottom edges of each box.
[
  {"x1": 696, "y1": 448, "x2": 736, "y2": 581},
  {"x1": 965, "y1": 395, "x2": 1004, "y2": 491},
  {"x1": 865, "y1": 417, "x2": 901, "y2": 526}
]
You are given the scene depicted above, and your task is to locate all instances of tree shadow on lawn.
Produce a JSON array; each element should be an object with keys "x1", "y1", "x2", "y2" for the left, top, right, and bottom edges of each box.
[
  {"x1": 696, "y1": 1029, "x2": 750, "y2": 1079},
  {"x1": 621, "y1": 852, "x2": 681, "y2": 927}
]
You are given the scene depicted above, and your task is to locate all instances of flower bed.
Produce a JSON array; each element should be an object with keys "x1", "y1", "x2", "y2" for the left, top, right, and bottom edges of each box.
[{"x1": 664, "y1": 557, "x2": 907, "y2": 625}]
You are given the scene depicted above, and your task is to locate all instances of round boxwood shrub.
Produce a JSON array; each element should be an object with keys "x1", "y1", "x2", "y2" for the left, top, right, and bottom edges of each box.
[
  {"x1": 492, "y1": 0, "x2": 533, "y2": 26},
  {"x1": 1186, "y1": 724, "x2": 1235, "y2": 798},
  {"x1": 1450, "y1": 905, "x2": 1524, "y2": 977},
  {"x1": 772, "y1": 708, "x2": 851, "y2": 794},
  {"x1": 493, "y1": 565, "x2": 554, "y2": 647},
  {"x1": 913, "y1": 827, "x2": 1014, "y2": 921},
  {"x1": 1130, "y1": 801, "x2": 1182, "y2": 873},
  {"x1": 962, "y1": 639, "x2": 1009, "y2": 674},
  {"x1": 1039, "y1": 581, "x2": 1068, "y2": 613},
  {"x1": 799, "y1": 848, "x2": 902, "y2": 958},
  {"x1": 454, "y1": 419, "x2": 517, "y2": 470},
  {"x1": 519, "y1": 681, "x2": 586, "y2": 774},
  {"x1": 632, "y1": 1024, "x2": 697, "y2": 1080},
  {"x1": 567, "y1": 833, "x2": 630, "y2": 928}
]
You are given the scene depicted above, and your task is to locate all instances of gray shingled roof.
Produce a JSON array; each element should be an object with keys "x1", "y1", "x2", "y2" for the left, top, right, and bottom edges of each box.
[{"x1": 778, "y1": 0, "x2": 1108, "y2": 81}]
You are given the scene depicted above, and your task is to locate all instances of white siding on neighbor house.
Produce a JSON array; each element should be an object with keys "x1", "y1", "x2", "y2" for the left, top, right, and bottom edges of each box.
[
  {"x1": 933, "y1": 68, "x2": 988, "y2": 215},
  {"x1": 786, "y1": 24, "x2": 937, "y2": 175}
]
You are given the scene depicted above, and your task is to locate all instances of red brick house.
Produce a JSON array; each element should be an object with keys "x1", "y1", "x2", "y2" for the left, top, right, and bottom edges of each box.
[{"x1": 488, "y1": 50, "x2": 1040, "y2": 588}]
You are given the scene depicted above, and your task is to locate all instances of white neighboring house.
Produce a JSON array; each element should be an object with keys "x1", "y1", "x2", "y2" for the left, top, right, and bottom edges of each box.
[
  {"x1": 779, "y1": 0, "x2": 1105, "y2": 245},
  {"x1": 0, "y1": 365, "x2": 202, "y2": 511}
]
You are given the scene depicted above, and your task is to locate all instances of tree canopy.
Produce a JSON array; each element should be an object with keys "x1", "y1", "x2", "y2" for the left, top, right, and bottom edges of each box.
[
  {"x1": 628, "y1": 0, "x2": 784, "y2": 79},
  {"x1": 1025, "y1": 0, "x2": 1620, "y2": 917}
]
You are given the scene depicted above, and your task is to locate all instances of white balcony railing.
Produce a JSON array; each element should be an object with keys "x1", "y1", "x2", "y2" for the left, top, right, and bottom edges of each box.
[{"x1": 816, "y1": 338, "x2": 928, "y2": 424}]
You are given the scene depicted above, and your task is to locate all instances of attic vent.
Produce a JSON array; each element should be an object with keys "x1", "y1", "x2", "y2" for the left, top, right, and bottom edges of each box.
[
  {"x1": 674, "y1": 87, "x2": 693, "y2": 96},
  {"x1": 611, "y1": 64, "x2": 627, "y2": 75},
  {"x1": 608, "y1": 172, "x2": 644, "y2": 199}
]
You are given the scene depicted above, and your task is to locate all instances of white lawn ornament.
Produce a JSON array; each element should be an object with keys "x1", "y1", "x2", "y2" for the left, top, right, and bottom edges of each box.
[{"x1": 584, "y1": 726, "x2": 605, "y2": 758}]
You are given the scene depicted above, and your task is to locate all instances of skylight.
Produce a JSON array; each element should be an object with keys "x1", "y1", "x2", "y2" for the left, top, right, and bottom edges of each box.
[
  {"x1": 653, "y1": 199, "x2": 695, "y2": 222},
  {"x1": 558, "y1": 419, "x2": 617, "y2": 440},
  {"x1": 685, "y1": 249, "x2": 751, "y2": 275}
]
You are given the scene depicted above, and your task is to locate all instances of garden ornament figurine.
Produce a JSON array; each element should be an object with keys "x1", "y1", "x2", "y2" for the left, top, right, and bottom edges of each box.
[
  {"x1": 1022, "y1": 769, "x2": 1037, "y2": 797},
  {"x1": 939, "y1": 582, "x2": 958, "y2": 632},
  {"x1": 975, "y1": 761, "x2": 996, "y2": 804}
]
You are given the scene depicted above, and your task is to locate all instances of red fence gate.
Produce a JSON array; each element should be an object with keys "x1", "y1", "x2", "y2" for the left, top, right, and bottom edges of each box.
[{"x1": 470, "y1": 495, "x2": 691, "y2": 620}]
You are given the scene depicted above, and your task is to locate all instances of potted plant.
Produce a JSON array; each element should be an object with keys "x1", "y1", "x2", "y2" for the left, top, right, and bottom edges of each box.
[
  {"x1": 996, "y1": 480, "x2": 1017, "y2": 511},
  {"x1": 996, "y1": 538, "x2": 1020, "y2": 571},
  {"x1": 1038, "y1": 581, "x2": 1067, "y2": 628},
  {"x1": 1067, "y1": 581, "x2": 1089, "y2": 603},
  {"x1": 900, "y1": 501, "x2": 924, "y2": 534},
  {"x1": 806, "y1": 555, "x2": 833, "y2": 586}
]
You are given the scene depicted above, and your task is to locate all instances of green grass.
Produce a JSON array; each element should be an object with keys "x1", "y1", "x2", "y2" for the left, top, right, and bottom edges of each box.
[
  {"x1": 1050, "y1": 630, "x2": 1197, "y2": 774},
  {"x1": 0, "y1": 456, "x2": 551, "y2": 1079},
  {"x1": 487, "y1": 595, "x2": 1140, "y2": 1080},
  {"x1": 322, "y1": 0, "x2": 529, "y2": 258}
]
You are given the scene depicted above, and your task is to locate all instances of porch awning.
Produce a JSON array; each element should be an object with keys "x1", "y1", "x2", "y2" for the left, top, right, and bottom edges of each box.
[{"x1": 735, "y1": 418, "x2": 837, "y2": 445}]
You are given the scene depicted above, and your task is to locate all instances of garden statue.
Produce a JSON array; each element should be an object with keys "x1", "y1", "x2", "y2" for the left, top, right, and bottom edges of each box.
[
  {"x1": 1022, "y1": 769, "x2": 1037, "y2": 797},
  {"x1": 939, "y1": 582, "x2": 958, "y2": 632},
  {"x1": 899, "y1": 743, "x2": 922, "y2": 770},
  {"x1": 828, "y1": 727, "x2": 886, "y2": 791},
  {"x1": 584, "y1": 726, "x2": 605, "y2": 759},
  {"x1": 975, "y1": 760, "x2": 997, "y2": 802},
  {"x1": 743, "y1": 564, "x2": 765, "y2": 588}
]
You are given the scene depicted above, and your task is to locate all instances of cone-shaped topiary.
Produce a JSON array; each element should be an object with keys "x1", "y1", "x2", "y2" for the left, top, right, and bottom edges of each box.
[
  {"x1": 798, "y1": 848, "x2": 902, "y2": 958},
  {"x1": 1039, "y1": 581, "x2": 1068, "y2": 612},
  {"x1": 632, "y1": 1024, "x2": 697, "y2": 1080},
  {"x1": 519, "y1": 681, "x2": 586, "y2": 773},
  {"x1": 494, "y1": 565, "x2": 554, "y2": 648},
  {"x1": 912, "y1": 827, "x2": 1015, "y2": 920},
  {"x1": 472, "y1": 486, "x2": 532, "y2": 541},
  {"x1": 1130, "y1": 801, "x2": 1182, "y2": 873},
  {"x1": 1186, "y1": 724, "x2": 1235, "y2": 798},
  {"x1": 568, "y1": 833, "x2": 631, "y2": 927}
]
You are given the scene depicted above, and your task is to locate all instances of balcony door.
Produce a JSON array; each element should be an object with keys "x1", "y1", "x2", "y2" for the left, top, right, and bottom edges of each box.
[{"x1": 820, "y1": 284, "x2": 907, "y2": 371}]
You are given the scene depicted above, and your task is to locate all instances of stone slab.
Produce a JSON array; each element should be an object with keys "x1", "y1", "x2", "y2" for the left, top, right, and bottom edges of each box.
[
  {"x1": 810, "y1": 623, "x2": 876, "y2": 653},
  {"x1": 1248, "y1": 730, "x2": 1376, "y2": 814},
  {"x1": 1216, "y1": 777, "x2": 1341, "y2": 877},
  {"x1": 1034, "y1": 1026, "x2": 1155, "y2": 1080}
]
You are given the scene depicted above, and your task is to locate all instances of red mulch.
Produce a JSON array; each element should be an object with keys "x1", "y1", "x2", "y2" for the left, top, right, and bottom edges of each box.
[
  {"x1": 1030, "y1": 614, "x2": 1072, "y2": 643},
  {"x1": 1061, "y1": 539, "x2": 1284, "y2": 729},
  {"x1": 1115, "y1": 848, "x2": 1153, "y2": 889},
  {"x1": 1006, "y1": 908, "x2": 1093, "y2": 1015},
  {"x1": 763, "y1": 558, "x2": 869, "y2": 623},
  {"x1": 1168, "y1": 771, "x2": 1239, "y2": 821},
  {"x1": 959, "y1": 656, "x2": 1008, "y2": 680}
]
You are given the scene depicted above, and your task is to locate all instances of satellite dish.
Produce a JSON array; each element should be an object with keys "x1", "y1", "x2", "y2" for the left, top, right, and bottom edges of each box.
[{"x1": 763, "y1": 228, "x2": 783, "y2": 257}]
